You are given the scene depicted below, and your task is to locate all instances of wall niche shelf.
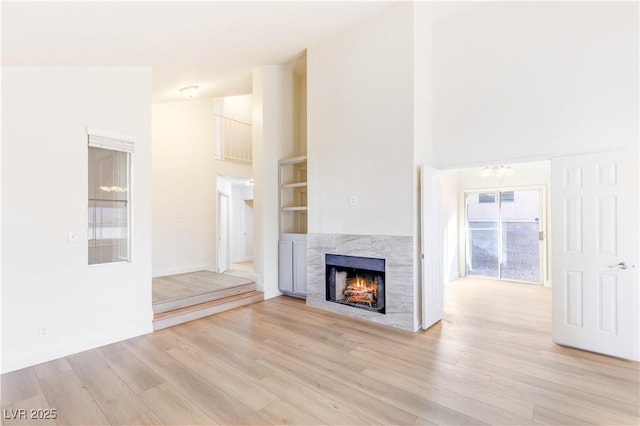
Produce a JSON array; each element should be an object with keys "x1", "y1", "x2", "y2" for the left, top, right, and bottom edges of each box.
[
  {"x1": 279, "y1": 156, "x2": 307, "y2": 235},
  {"x1": 279, "y1": 155, "x2": 307, "y2": 298},
  {"x1": 282, "y1": 182, "x2": 307, "y2": 189}
]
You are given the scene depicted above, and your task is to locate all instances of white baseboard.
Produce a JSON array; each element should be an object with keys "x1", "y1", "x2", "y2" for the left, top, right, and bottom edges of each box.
[
  {"x1": 263, "y1": 287, "x2": 283, "y2": 300},
  {"x1": 152, "y1": 263, "x2": 214, "y2": 278},
  {"x1": 544, "y1": 279, "x2": 552, "y2": 288}
]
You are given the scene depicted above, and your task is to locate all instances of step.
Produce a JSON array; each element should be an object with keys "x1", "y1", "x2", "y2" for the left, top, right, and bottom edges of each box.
[
  {"x1": 153, "y1": 282, "x2": 256, "y2": 314},
  {"x1": 153, "y1": 290, "x2": 264, "y2": 330}
]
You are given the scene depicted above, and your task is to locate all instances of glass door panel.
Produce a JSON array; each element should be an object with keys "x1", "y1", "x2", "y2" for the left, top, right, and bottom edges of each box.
[
  {"x1": 500, "y1": 190, "x2": 541, "y2": 282},
  {"x1": 465, "y1": 192, "x2": 500, "y2": 278},
  {"x1": 465, "y1": 189, "x2": 543, "y2": 284}
]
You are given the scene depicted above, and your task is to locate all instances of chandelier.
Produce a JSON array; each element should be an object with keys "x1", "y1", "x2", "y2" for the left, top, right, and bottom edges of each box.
[{"x1": 480, "y1": 165, "x2": 514, "y2": 178}]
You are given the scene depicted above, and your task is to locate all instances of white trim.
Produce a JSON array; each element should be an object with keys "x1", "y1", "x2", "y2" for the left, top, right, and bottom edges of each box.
[
  {"x1": 87, "y1": 126, "x2": 136, "y2": 143},
  {"x1": 88, "y1": 261, "x2": 129, "y2": 268},
  {"x1": 279, "y1": 155, "x2": 307, "y2": 165},
  {"x1": 217, "y1": 192, "x2": 231, "y2": 273},
  {"x1": 87, "y1": 127, "x2": 135, "y2": 153}
]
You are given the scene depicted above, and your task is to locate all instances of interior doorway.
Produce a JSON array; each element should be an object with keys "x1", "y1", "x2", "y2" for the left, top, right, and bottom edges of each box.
[
  {"x1": 435, "y1": 156, "x2": 638, "y2": 360},
  {"x1": 217, "y1": 192, "x2": 230, "y2": 273},
  {"x1": 464, "y1": 188, "x2": 544, "y2": 284},
  {"x1": 216, "y1": 175, "x2": 254, "y2": 276}
]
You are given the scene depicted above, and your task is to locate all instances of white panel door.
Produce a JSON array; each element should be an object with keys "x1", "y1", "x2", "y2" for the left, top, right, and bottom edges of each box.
[
  {"x1": 421, "y1": 166, "x2": 444, "y2": 330},
  {"x1": 551, "y1": 150, "x2": 638, "y2": 360}
]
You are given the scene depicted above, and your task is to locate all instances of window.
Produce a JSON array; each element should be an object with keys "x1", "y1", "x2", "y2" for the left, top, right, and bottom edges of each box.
[
  {"x1": 88, "y1": 129, "x2": 134, "y2": 265},
  {"x1": 478, "y1": 193, "x2": 496, "y2": 203},
  {"x1": 500, "y1": 191, "x2": 515, "y2": 202}
]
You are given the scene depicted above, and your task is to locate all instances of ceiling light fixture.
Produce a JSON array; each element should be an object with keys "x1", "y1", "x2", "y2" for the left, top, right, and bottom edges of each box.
[
  {"x1": 99, "y1": 185, "x2": 128, "y2": 193},
  {"x1": 179, "y1": 85, "x2": 199, "y2": 98},
  {"x1": 480, "y1": 165, "x2": 514, "y2": 178}
]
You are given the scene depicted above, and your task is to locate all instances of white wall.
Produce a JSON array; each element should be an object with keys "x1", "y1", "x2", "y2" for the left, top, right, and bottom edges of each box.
[
  {"x1": 293, "y1": 54, "x2": 308, "y2": 156},
  {"x1": 307, "y1": 2, "x2": 415, "y2": 237},
  {"x1": 252, "y1": 64, "x2": 295, "y2": 299},
  {"x1": 296, "y1": 73, "x2": 307, "y2": 156},
  {"x1": 441, "y1": 170, "x2": 459, "y2": 282},
  {"x1": 152, "y1": 99, "x2": 251, "y2": 277},
  {"x1": 431, "y1": 1, "x2": 639, "y2": 168},
  {"x1": 221, "y1": 94, "x2": 252, "y2": 124},
  {"x1": 0, "y1": 65, "x2": 3, "y2": 364},
  {"x1": 2, "y1": 67, "x2": 152, "y2": 373}
]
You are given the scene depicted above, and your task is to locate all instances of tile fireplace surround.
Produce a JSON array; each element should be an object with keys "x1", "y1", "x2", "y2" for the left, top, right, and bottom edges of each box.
[{"x1": 306, "y1": 233, "x2": 417, "y2": 331}]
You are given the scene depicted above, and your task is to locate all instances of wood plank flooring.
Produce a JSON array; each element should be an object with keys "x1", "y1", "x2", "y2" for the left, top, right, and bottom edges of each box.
[
  {"x1": 2, "y1": 278, "x2": 639, "y2": 425},
  {"x1": 152, "y1": 271, "x2": 253, "y2": 303}
]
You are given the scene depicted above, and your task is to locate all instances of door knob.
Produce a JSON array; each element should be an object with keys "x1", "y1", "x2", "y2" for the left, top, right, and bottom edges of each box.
[{"x1": 608, "y1": 262, "x2": 628, "y2": 270}]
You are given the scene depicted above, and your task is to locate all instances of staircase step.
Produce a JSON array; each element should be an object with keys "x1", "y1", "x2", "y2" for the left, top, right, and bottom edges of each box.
[
  {"x1": 153, "y1": 282, "x2": 256, "y2": 314},
  {"x1": 153, "y1": 290, "x2": 264, "y2": 330}
]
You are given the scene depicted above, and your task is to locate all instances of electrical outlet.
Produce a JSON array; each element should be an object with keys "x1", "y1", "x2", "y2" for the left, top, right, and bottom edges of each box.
[
  {"x1": 350, "y1": 195, "x2": 358, "y2": 206},
  {"x1": 39, "y1": 327, "x2": 49, "y2": 338}
]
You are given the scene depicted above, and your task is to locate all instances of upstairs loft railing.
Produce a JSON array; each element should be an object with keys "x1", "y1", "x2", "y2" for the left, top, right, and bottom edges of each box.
[{"x1": 214, "y1": 114, "x2": 252, "y2": 163}]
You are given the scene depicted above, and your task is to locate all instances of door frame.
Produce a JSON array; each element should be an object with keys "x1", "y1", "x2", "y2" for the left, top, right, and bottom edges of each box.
[
  {"x1": 216, "y1": 191, "x2": 231, "y2": 273},
  {"x1": 462, "y1": 185, "x2": 547, "y2": 285}
]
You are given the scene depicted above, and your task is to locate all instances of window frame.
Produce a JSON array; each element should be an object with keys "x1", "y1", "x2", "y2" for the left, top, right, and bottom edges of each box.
[{"x1": 87, "y1": 127, "x2": 135, "y2": 266}]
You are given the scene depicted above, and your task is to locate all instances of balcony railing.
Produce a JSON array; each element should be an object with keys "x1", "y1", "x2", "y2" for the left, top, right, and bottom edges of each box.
[{"x1": 214, "y1": 114, "x2": 252, "y2": 163}]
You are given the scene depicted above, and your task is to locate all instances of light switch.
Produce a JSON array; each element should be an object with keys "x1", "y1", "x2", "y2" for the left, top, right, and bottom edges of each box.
[{"x1": 68, "y1": 231, "x2": 77, "y2": 243}]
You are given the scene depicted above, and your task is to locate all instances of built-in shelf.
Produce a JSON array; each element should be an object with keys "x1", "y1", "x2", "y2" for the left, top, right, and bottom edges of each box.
[
  {"x1": 279, "y1": 155, "x2": 307, "y2": 165},
  {"x1": 281, "y1": 182, "x2": 308, "y2": 189},
  {"x1": 279, "y1": 156, "x2": 307, "y2": 235},
  {"x1": 279, "y1": 155, "x2": 307, "y2": 297}
]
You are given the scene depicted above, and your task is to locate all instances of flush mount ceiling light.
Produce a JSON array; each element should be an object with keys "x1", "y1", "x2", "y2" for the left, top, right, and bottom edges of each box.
[
  {"x1": 480, "y1": 165, "x2": 514, "y2": 178},
  {"x1": 179, "y1": 85, "x2": 199, "y2": 98}
]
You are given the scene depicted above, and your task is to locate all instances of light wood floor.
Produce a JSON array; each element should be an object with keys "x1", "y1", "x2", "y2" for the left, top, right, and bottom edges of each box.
[
  {"x1": 2, "y1": 278, "x2": 638, "y2": 425},
  {"x1": 231, "y1": 261, "x2": 254, "y2": 273},
  {"x1": 152, "y1": 271, "x2": 253, "y2": 303}
]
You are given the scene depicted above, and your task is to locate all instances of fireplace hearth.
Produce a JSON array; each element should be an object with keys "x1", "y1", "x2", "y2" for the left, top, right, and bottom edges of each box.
[{"x1": 325, "y1": 254, "x2": 385, "y2": 314}]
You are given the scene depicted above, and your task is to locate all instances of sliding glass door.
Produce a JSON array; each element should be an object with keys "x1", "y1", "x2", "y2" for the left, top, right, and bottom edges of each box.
[{"x1": 465, "y1": 189, "x2": 543, "y2": 284}]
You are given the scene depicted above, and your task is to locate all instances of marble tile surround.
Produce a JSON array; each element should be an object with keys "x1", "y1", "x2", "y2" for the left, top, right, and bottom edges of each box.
[{"x1": 306, "y1": 233, "x2": 417, "y2": 331}]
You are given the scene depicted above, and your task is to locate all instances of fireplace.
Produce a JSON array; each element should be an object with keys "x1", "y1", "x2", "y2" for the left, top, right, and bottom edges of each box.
[{"x1": 325, "y1": 254, "x2": 385, "y2": 314}]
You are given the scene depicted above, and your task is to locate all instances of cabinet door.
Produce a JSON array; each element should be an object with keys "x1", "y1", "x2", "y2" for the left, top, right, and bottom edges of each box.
[
  {"x1": 278, "y1": 240, "x2": 293, "y2": 293},
  {"x1": 293, "y1": 241, "x2": 307, "y2": 295}
]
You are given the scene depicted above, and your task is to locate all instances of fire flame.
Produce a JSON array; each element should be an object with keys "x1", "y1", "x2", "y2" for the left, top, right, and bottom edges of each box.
[
  {"x1": 351, "y1": 276, "x2": 377, "y2": 296},
  {"x1": 344, "y1": 275, "x2": 377, "y2": 305}
]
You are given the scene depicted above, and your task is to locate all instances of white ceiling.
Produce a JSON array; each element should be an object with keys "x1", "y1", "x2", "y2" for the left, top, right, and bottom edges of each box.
[{"x1": 2, "y1": 1, "x2": 395, "y2": 103}]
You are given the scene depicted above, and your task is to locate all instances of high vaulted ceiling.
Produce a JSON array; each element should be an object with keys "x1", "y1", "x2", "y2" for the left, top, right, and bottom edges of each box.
[{"x1": 2, "y1": 1, "x2": 395, "y2": 102}]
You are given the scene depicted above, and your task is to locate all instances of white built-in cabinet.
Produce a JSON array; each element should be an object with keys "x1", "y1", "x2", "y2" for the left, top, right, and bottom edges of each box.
[
  {"x1": 278, "y1": 234, "x2": 307, "y2": 296},
  {"x1": 279, "y1": 156, "x2": 307, "y2": 297}
]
